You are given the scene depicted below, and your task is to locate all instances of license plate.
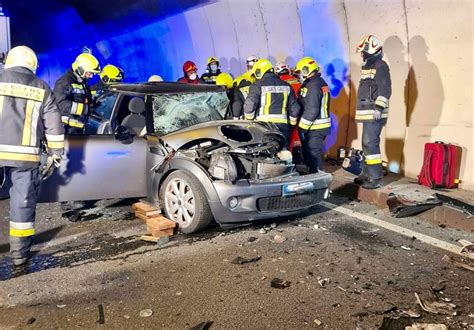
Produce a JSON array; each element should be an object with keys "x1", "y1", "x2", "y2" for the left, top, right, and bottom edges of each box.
[{"x1": 282, "y1": 182, "x2": 315, "y2": 197}]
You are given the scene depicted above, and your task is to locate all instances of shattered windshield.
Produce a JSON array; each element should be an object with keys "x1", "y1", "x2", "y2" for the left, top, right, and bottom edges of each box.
[{"x1": 152, "y1": 92, "x2": 229, "y2": 135}]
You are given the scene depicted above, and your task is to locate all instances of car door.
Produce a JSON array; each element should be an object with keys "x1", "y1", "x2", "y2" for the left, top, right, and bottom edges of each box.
[{"x1": 38, "y1": 93, "x2": 148, "y2": 202}]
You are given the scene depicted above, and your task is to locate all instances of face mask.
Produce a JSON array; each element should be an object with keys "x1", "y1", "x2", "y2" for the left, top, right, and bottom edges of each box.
[
  {"x1": 210, "y1": 64, "x2": 218, "y2": 72},
  {"x1": 189, "y1": 73, "x2": 197, "y2": 80}
]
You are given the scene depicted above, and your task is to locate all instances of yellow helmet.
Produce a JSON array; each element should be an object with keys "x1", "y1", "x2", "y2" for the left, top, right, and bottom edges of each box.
[
  {"x1": 207, "y1": 56, "x2": 219, "y2": 65},
  {"x1": 294, "y1": 56, "x2": 320, "y2": 80},
  {"x1": 100, "y1": 64, "x2": 124, "y2": 83},
  {"x1": 216, "y1": 72, "x2": 233, "y2": 89},
  {"x1": 251, "y1": 58, "x2": 273, "y2": 79},
  {"x1": 72, "y1": 53, "x2": 101, "y2": 78},
  {"x1": 4, "y1": 46, "x2": 38, "y2": 73},
  {"x1": 234, "y1": 72, "x2": 256, "y2": 87}
]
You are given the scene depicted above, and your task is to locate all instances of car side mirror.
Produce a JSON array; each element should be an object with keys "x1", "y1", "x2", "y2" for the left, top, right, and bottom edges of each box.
[{"x1": 114, "y1": 125, "x2": 134, "y2": 144}]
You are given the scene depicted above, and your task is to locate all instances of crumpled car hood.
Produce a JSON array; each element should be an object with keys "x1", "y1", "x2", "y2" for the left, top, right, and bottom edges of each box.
[{"x1": 160, "y1": 120, "x2": 285, "y2": 151}]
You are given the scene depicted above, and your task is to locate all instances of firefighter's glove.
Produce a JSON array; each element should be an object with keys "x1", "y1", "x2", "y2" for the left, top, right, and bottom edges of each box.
[
  {"x1": 373, "y1": 110, "x2": 382, "y2": 121},
  {"x1": 40, "y1": 154, "x2": 62, "y2": 181}
]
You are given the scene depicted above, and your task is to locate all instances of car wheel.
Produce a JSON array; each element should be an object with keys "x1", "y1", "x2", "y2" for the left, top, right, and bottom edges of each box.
[{"x1": 160, "y1": 170, "x2": 213, "y2": 234}]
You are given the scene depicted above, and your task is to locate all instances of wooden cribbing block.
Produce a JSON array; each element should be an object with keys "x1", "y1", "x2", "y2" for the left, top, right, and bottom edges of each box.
[
  {"x1": 146, "y1": 215, "x2": 176, "y2": 238},
  {"x1": 135, "y1": 212, "x2": 149, "y2": 223},
  {"x1": 132, "y1": 202, "x2": 159, "y2": 215}
]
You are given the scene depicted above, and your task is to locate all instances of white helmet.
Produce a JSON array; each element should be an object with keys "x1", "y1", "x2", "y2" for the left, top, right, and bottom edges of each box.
[
  {"x1": 275, "y1": 61, "x2": 290, "y2": 75},
  {"x1": 356, "y1": 35, "x2": 382, "y2": 55},
  {"x1": 246, "y1": 55, "x2": 259, "y2": 70},
  {"x1": 148, "y1": 75, "x2": 163, "y2": 82},
  {"x1": 4, "y1": 46, "x2": 38, "y2": 73}
]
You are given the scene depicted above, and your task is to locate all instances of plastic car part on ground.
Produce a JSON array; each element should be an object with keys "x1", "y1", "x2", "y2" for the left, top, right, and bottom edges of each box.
[{"x1": 386, "y1": 193, "x2": 442, "y2": 218}]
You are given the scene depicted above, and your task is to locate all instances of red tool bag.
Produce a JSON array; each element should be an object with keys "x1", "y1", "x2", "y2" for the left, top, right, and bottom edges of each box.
[{"x1": 418, "y1": 142, "x2": 461, "y2": 189}]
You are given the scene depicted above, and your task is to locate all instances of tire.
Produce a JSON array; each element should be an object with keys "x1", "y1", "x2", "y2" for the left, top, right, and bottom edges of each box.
[{"x1": 160, "y1": 170, "x2": 213, "y2": 234}]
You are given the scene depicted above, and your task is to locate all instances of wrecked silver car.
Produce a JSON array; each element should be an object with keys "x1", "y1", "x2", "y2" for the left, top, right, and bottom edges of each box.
[{"x1": 32, "y1": 83, "x2": 332, "y2": 233}]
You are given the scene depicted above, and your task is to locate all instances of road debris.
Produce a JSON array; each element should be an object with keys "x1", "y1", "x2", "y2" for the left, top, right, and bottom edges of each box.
[
  {"x1": 430, "y1": 280, "x2": 446, "y2": 293},
  {"x1": 458, "y1": 239, "x2": 474, "y2": 256},
  {"x1": 56, "y1": 304, "x2": 66, "y2": 308},
  {"x1": 313, "y1": 318, "x2": 323, "y2": 326},
  {"x1": 247, "y1": 237, "x2": 257, "y2": 242},
  {"x1": 317, "y1": 277, "x2": 330, "y2": 287},
  {"x1": 97, "y1": 304, "x2": 105, "y2": 324},
  {"x1": 406, "y1": 323, "x2": 447, "y2": 330},
  {"x1": 139, "y1": 309, "x2": 153, "y2": 318},
  {"x1": 231, "y1": 256, "x2": 261, "y2": 265},
  {"x1": 442, "y1": 254, "x2": 474, "y2": 272},
  {"x1": 400, "y1": 308, "x2": 421, "y2": 318},
  {"x1": 387, "y1": 193, "x2": 441, "y2": 218},
  {"x1": 270, "y1": 223, "x2": 277, "y2": 229},
  {"x1": 401, "y1": 245, "x2": 412, "y2": 250},
  {"x1": 189, "y1": 321, "x2": 213, "y2": 330},
  {"x1": 273, "y1": 234, "x2": 287, "y2": 243},
  {"x1": 271, "y1": 278, "x2": 291, "y2": 289},
  {"x1": 259, "y1": 228, "x2": 267, "y2": 234},
  {"x1": 414, "y1": 293, "x2": 456, "y2": 316},
  {"x1": 26, "y1": 317, "x2": 36, "y2": 325}
]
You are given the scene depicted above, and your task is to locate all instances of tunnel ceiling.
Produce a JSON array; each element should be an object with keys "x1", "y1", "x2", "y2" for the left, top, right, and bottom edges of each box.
[{"x1": 4, "y1": 0, "x2": 205, "y2": 52}]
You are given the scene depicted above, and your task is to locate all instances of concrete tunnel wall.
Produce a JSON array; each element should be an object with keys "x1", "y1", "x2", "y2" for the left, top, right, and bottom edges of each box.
[{"x1": 36, "y1": 0, "x2": 473, "y2": 190}]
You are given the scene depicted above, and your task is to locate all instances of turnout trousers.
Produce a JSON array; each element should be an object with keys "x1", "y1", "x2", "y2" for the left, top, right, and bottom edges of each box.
[
  {"x1": 362, "y1": 121, "x2": 384, "y2": 180},
  {"x1": 301, "y1": 130, "x2": 327, "y2": 173},
  {"x1": 2, "y1": 167, "x2": 40, "y2": 260}
]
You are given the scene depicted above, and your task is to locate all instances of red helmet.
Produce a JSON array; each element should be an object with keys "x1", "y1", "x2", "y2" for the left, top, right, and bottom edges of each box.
[{"x1": 183, "y1": 60, "x2": 197, "y2": 74}]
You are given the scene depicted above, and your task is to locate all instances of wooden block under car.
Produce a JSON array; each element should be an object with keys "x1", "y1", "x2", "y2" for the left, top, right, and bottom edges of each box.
[
  {"x1": 132, "y1": 202, "x2": 159, "y2": 215},
  {"x1": 147, "y1": 216, "x2": 176, "y2": 237},
  {"x1": 146, "y1": 216, "x2": 176, "y2": 230}
]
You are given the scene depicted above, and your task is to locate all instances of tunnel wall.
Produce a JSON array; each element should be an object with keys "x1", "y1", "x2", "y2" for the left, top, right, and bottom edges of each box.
[{"x1": 35, "y1": 0, "x2": 473, "y2": 190}]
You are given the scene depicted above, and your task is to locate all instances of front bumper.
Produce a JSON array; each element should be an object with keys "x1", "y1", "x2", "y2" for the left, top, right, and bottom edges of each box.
[{"x1": 209, "y1": 171, "x2": 332, "y2": 225}]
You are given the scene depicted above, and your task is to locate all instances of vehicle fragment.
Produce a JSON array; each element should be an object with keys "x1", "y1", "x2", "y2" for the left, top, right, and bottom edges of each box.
[
  {"x1": 414, "y1": 292, "x2": 457, "y2": 316},
  {"x1": 139, "y1": 309, "x2": 153, "y2": 318},
  {"x1": 231, "y1": 256, "x2": 261, "y2": 265},
  {"x1": 270, "y1": 278, "x2": 291, "y2": 289},
  {"x1": 387, "y1": 193, "x2": 442, "y2": 218},
  {"x1": 273, "y1": 234, "x2": 287, "y2": 243}
]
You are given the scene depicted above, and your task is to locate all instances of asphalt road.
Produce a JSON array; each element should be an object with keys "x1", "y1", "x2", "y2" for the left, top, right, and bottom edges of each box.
[{"x1": 0, "y1": 196, "x2": 473, "y2": 329}]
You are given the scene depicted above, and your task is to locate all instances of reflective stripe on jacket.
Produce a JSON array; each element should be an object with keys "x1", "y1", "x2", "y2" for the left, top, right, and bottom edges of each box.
[
  {"x1": 243, "y1": 72, "x2": 300, "y2": 126},
  {"x1": 53, "y1": 69, "x2": 92, "y2": 127},
  {"x1": 297, "y1": 74, "x2": 331, "y2": 133},
  {"x1": 232, "y1": 78, "x2": 252, "y2": 118},
  {"x1": 0, "y1": 67, "x2": 64, "y2": 168},
  {"x1": 355, "y1": 56, "x2": 392, "y2": 122}
]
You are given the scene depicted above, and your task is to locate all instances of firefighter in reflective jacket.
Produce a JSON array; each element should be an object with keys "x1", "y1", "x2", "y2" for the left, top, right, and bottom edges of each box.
[
  {"x1": 231, "y1": 55, "x2": 258, "y2": 119},
  {"x1": 91, "y1": 64, "x2": 124, "y2": 97},
  {"x1": 201, "y1": 56, "x2": 221, "y2": 84},
  {"x1": 294, "y1": 57, "x2": 331, "y2": 173},
  {"x1": 243, "y1": 59, "x2": 300, "y2": 148},
  {"x1": 0, "y1": 46, "x2": 64, "y2": 265},
  {"x1": 53, "y1": 53, "x2": 100, "y2": 133},
  {"x1": 354, "y1": 35, "x2": 392, "y2": 189}
]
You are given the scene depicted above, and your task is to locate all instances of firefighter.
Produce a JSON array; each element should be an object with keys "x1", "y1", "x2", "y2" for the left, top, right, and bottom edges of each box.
[
  {"x1": 201, "y1": 56, "x2": 221, "y2": 84},
  {"x1": 91, "y1": 64, "x2": 124, "y2": 96},
  {"x1": 243, "y1": 59, "x2": 300, "y2": 148},
  {"x1": 53, "y1": 53, "x2": 100, "y2": 134},
  {"x1": 216, "y1": 72, "x2": 235, "y2": 118},
  {"x1": 232, "y1": 55, "x2": 258, "y2": 119},
  {"x1": 275, "y1": 61, "x2": 302, "y2": 153},
  {"x1": 294, "y1": 56, "x2": 332, "y2": 173},
  {"x1": 177, "y1": 61, "x2": 204, "y2": 84},
  {"x1": 354, "y1": 35, "x2": 392, "y2": 189},
  {"x1": 0, "y1": 46, "x2": 64, "y2": 265},
  {"x1": 275, "y1": 61, "x2": 301, "y2": 95}
]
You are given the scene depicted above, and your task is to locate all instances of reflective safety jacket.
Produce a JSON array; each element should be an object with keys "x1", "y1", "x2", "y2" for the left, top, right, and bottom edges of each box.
[
  {"x1": 297, "y1": 73, "x2": 331, "y2": 134},
  {"x1": 0, "y1": 67, "x2": 64, "y2": 168},
  {"x1": 201, "y1": 69, "x2": 221, "y2": 84},
  {"x1": 232, "y1": 76, "x2": 252, "y2": 118},
  {"x1": 243, "y1": 72, "x2": 300, "y2": 126},
  {"x1": 53, "y1": 69, "x2": 93, "y2": 129},
  {"x1": 279, "y1": 74, "x2": 301, "y2": 97},
  {"x1": 356, "y1": 54, "x2": 392, "y2": 122}
]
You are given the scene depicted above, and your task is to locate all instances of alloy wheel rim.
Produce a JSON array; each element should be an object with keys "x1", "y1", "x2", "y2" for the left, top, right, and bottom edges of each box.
[{"x1": 164, "y1": 178, "x2": 195, "y2": 227}]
